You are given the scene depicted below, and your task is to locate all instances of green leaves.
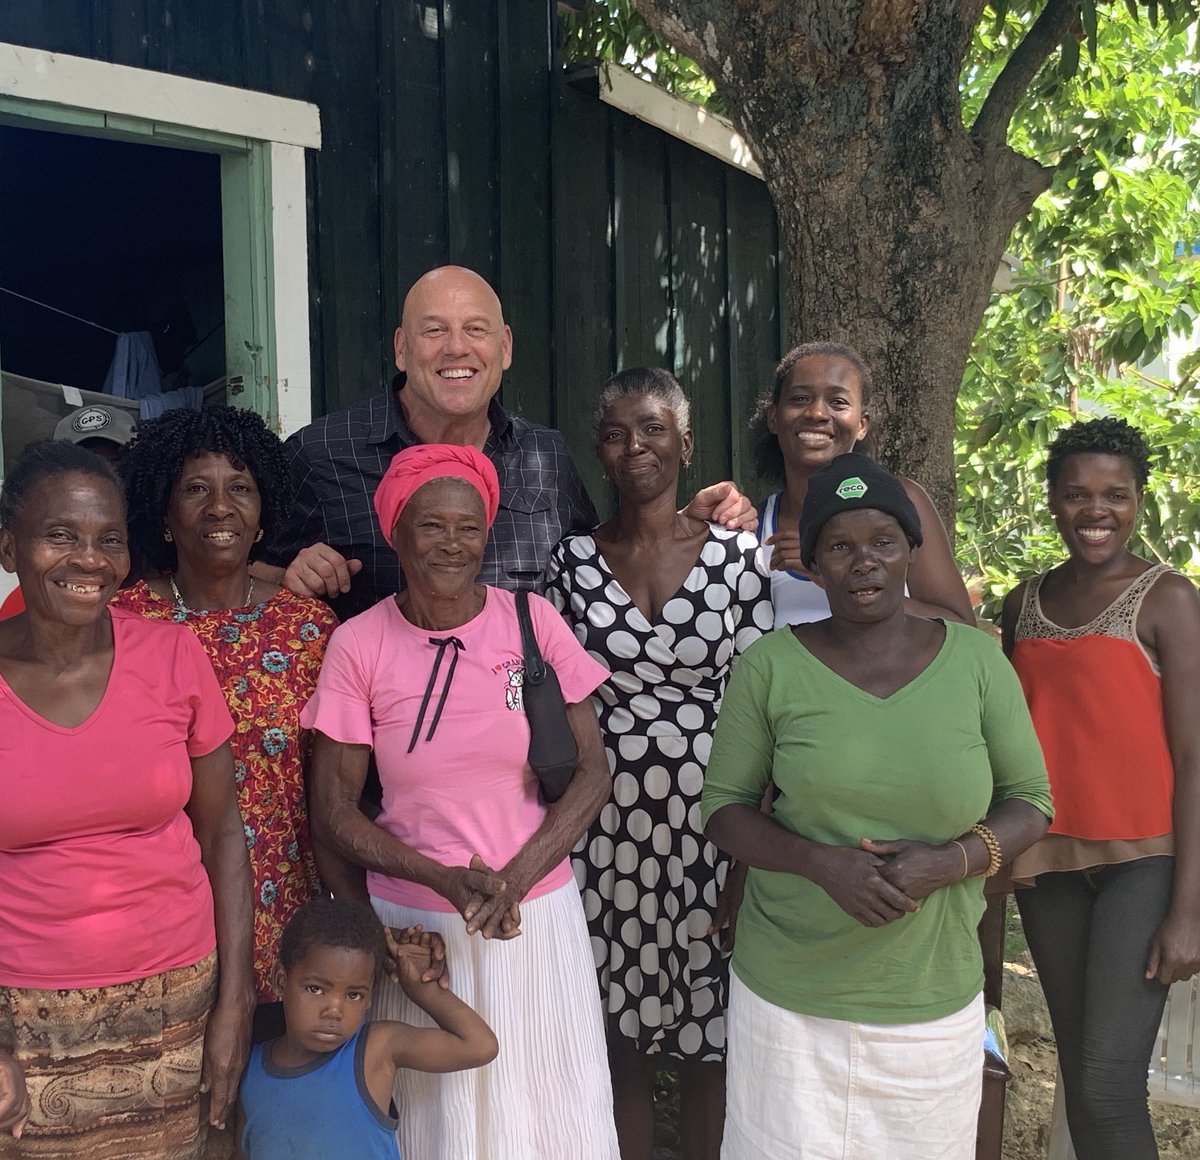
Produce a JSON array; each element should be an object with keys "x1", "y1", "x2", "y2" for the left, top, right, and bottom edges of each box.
[
  {"x1": 559, "y1": 1, "x2": 721, "y2": 111},
  {"x1": 564, "y1": 3, "x2": 1200, "y2": 612},
  {"x1": 958, "y1": 7, "x2": 1200, "y2": 614}
]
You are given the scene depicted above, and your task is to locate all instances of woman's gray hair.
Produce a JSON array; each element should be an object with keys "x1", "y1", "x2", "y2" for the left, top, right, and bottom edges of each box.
[{"x1": 594, "y1": 367, "x2": 691, "y2": 436}]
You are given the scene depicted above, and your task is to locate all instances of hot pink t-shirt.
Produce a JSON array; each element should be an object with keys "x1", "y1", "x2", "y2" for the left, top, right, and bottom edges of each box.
[
  {"x1": 0, "y1": 608, "x2": 235, "y2": 988},
  {"x1": 302, "y1": 587, "x2": 610, "y2": 912}
]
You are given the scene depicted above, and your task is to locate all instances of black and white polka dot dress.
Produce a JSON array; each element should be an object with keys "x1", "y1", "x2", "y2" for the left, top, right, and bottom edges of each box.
[{"x1": 545, "y1": 526, "x2": 774, "y2": 1061}]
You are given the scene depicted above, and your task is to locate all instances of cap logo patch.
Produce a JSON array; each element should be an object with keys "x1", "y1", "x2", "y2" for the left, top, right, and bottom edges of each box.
[
  {"x1": 835, "y1": 476, "x2": 867, "y2": 500},
  {"x1": 72, "y1": 408, "x2": 112, "y2": 433}
]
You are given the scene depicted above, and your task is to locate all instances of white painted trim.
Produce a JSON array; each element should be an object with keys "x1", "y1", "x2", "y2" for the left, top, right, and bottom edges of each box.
[
  {"x1": 0, "y1": 42, "x2": 320, "y2": 148},
  {"x1": 597, "y1": 64, "x2": 761, "y2": 178},
  {"x1": 268, "y1": 142, "x2": 313, "y2": 436}
]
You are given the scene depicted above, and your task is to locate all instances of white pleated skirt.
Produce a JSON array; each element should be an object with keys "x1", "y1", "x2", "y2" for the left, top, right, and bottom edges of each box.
[
  {"x1": 372, "y1": 883, "x2": 619, "y2": 1160},
  {"x1": 723, "y1": 973, "x2": 984, "y2": 1160}
]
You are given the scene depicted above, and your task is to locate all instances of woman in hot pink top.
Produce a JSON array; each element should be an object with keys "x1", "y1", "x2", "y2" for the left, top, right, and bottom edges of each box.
[
  {"x1": 0, "y1": 441, "x2": 253, "y2": 1160},
  {"x1": 305, "y1": 444, "x2": 619, "y2": 1160}
]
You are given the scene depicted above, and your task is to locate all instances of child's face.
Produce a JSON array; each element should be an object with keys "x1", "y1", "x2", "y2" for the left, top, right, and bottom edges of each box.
[{"x1": 276, "y1": 944, "x2": 377, "y2": 1057}]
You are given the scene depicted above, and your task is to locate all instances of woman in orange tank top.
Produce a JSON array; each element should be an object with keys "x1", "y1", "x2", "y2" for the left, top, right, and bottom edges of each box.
[{"x1": 1000, "y1": 418, "x2": 1200, "y2": 1160}]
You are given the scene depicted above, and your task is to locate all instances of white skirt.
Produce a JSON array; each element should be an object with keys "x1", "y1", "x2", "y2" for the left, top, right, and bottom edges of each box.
[
  {"x1": 723, "y1": 973, "x2": 984, "y2": 1160},
  {"x1": 372, "y1": 883, "x2": 619, "y2": 1160}
]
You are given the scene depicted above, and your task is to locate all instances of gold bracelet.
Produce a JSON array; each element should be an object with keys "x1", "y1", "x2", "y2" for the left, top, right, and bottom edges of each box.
[
  {"x1": 970, "y1": 822, "x2": 1003, "y2": 878},
  {"x1": 950, "y1": 839, "x2": 970, "y2": 880}
]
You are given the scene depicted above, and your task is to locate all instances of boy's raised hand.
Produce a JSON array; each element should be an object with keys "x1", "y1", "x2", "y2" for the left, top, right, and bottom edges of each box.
[{"x1": 385, "y1": 924, "x2": 449, "y2": 989}]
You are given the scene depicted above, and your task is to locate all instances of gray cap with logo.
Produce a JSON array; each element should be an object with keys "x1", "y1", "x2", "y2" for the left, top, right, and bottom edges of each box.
[{"x1": 53, "y1": 404, "x2": 137, "y2": 448}]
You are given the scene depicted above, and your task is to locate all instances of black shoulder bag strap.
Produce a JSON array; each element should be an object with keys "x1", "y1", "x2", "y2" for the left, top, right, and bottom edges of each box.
[{"x1": 515, "y1": 589, "x2": 578, "y2": 801}]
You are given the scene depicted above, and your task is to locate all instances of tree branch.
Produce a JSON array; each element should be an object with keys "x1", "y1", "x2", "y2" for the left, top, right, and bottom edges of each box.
[{"x1": 971, "y1": 0, "x2": 1081, "y2": 145}]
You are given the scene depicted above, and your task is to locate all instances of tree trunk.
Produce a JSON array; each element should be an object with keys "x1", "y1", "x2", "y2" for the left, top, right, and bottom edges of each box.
[{"x1": 632, "y1": 0, "x2": 1064, "y2": 526}]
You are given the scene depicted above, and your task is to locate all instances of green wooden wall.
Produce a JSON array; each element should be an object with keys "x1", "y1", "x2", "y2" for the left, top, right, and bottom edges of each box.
[
  {"x1": 550, "y1": 73, "x2": 785, "y2": 510},
  {"x1": 0, "y1": 1, "x2": 785, "y2": 504}
]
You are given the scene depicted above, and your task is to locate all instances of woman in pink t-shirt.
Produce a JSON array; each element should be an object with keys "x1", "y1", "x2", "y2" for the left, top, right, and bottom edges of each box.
[
  {"x1": 0, "y1": 441, "x2": 254, "y2": 1160},
  {"x1": 305, "y1": 444, "x2": 619, "y2": 1160}
]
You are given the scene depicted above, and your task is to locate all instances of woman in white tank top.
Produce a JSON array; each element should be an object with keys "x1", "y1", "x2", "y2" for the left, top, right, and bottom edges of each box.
[{"x1": 749, "y1": 342, "x2": 974, "y2": 628}]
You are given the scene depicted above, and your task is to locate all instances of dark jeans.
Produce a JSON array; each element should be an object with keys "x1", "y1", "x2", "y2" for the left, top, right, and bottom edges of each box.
[{"x1": 1016, "y1": 856, "x2": 1173, "y2": 1160}]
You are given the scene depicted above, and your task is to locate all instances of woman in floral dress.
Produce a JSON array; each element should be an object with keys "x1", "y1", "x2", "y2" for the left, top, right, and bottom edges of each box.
[{"x1": 115, "y1": 406, "x2": 337, "y2": 1037}]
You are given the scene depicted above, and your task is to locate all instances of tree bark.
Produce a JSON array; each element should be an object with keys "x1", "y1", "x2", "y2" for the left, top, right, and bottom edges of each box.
[{"x1": 632, "y1": 0, "x2": 1072, "y2": 526}]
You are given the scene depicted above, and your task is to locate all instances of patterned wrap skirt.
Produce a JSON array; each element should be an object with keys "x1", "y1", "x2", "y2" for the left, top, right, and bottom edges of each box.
[{"x1": 0, "y1": 951, "x2": 217, "y2": 1160}]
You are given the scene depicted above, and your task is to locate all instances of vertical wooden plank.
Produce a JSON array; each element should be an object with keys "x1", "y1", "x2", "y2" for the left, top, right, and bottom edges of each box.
[
  {"x1": 496, "y1": 0, "x2": 554, "y2": 427},
  {"x1": 105, "y1": 0, "x2": 153, "y2": 69},
  {"x1": 384, "y1": 0, "x2": 447, "y2": 325},
  {"x1": 443, "y1": 0, "x2": 499, "y2": 281},
  {"x1": 611, "y1": 114, "x2": 672, "y2": 372},
  {"x1": 90, "y1": 0, "x2": 111, "y2": 58},
  {"x1": 725, "y1": 165, "x2": 781, "y2": 497},
  {"x1": 375, "y1": 0, "x2": 400, "y2": 348},
  {"x1": 669, "y1": 138, "x2": 729, "y2": 498},
  {"x1": 155, "y1": 0, "x2": 245, "y2": 87},
  {"x1": 551, "y1": 80, "x2": 614, "y2": 516},
  {"x1": 239, "y1": 0, "x2": 324, "y2": 414},
  {"x1": 304, "y1": 0, "x2": 383, "y2": 413},
  {"x1": 0, "y1": 4, "x2": 98, "y2": 57},
  {"x1": 240, "y1": 0, "x2": 318, "y2": 100}
]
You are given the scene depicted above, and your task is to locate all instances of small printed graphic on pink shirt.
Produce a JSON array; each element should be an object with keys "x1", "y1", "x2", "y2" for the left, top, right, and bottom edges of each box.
[{"x1": 493, "y1": 655, "x2": 524, "y2": 711}]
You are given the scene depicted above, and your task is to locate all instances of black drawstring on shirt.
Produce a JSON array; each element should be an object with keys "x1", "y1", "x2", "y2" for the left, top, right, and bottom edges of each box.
[{"x1": 407, "y1": 636, "x2": 465, "y2": 752}]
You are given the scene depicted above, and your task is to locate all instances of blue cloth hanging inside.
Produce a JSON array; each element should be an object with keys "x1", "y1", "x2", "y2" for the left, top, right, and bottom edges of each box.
[
  {"x1": 103, "y1": 331, "x2": 162, "y2": 399},
  {"x1": 138, "y1": 387, "x2": 204, "y2": 420}
]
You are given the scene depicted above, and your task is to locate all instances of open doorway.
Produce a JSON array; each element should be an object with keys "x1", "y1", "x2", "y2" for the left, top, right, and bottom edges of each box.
[
  {"x1": 0, "y1": 41, "x2": 319, "y2": 604},
  {"x1": 0, "y1": 124, "x2": 226, "y2": 464}
]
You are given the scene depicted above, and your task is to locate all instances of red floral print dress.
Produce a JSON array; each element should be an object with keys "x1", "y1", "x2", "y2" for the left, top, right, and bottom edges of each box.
[{"x1": 113, "y1": 581, "x2": 338, "y2": 1001}]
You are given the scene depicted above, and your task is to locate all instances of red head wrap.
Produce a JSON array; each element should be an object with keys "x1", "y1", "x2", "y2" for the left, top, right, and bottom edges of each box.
[{"x1": 373, "y1": 443, "x2": 501, "y2": 539}]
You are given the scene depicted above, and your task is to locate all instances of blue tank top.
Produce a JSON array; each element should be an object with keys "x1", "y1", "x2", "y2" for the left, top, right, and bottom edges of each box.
[{"x1": 239, "y1": 1025, "x2": 401, "y2": 1160}]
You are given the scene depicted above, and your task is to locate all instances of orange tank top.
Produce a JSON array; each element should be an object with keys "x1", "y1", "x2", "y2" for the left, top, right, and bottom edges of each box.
[{"x1": 1010, "y1": 564, "x2": 1175, "y2": 842}]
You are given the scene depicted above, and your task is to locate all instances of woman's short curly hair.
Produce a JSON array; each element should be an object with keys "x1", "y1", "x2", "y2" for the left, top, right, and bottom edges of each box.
[
  {"x1": 593, "y1": 367, "x2": 691, "y2": 435},
  {"x1": 0, "y1": 441, "x2": 123, "y2": 530},
  {"x1": 749, "y1": 342, "x2": 872, "y2": 483},
  {"x1": 1045, "y1": 417, "x2": 1152, "y2": 490},
  {"x1": 120, "y1": 405, "x2": 292, "y2": 574}
]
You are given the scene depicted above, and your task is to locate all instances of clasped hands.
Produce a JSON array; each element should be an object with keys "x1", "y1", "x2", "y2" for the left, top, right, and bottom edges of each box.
[
  {"x1": 441, "y1": 854, "x2": 525, "y2": 940},
  {"x1": 384, "y1": 924, "x2": 451, "y2": 990},
  {"x1": 814, "y1": 838, "x2": 965, "y2": 929}
]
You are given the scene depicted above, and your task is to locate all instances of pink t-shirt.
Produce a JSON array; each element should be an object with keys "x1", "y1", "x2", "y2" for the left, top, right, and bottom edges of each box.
[
  {"x1": 0, "y1": 608, "x2": 235, "y2": 988},
  {"x1": 302, "y1": 587, "x2": 610, "y2": 912}
]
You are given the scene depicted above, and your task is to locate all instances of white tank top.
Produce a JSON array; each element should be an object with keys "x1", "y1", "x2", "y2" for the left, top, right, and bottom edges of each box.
[{"x1": 756, "y1": 492, "x2": 832, "y2": 628}]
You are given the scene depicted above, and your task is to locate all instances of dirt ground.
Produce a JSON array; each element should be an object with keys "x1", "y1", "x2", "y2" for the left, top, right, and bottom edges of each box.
[{"x1": 1000, "y1": 959, "x2": 1200, "y2": 1160}]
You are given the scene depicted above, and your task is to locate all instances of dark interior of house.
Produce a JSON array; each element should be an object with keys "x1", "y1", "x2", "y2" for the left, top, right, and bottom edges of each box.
[{"x1": 0, "y1": 123, "x2": 225, "y2": 393}]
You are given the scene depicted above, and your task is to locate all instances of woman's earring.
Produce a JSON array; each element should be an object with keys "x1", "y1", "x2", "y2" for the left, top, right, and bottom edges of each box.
[
  {"x1": 163, "y1": 529, "x2": 173, "y2": 543},
  {"x1": 254, "y1": 530, "x2": 264, "y2": 543}
]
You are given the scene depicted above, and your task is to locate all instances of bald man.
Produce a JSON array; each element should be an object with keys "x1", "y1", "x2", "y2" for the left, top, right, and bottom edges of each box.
[{"x1": 264, "y1": 266, "x2": 750, "y2": 618}]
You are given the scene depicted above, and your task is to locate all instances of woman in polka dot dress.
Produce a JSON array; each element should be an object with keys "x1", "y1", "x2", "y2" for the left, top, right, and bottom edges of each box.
[{"x1": 545, "y1": 368, "x2": 774, "y2": 1160}]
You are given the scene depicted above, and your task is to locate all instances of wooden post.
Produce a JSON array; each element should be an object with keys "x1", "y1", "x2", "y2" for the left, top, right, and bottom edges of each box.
[{"x1": 976, "y1": 888, "x2": 1011, "y2": 1160}]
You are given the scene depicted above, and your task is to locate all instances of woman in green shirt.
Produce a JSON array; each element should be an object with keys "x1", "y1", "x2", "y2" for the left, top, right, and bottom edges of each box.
[{"x1": 702, "y1": 454, "x2": 1052, "y2": 1160}]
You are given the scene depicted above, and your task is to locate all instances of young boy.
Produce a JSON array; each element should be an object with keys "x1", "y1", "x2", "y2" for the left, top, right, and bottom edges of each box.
[{"x1": 236, "y1": 898, "x2": 497, "y2": 1159}]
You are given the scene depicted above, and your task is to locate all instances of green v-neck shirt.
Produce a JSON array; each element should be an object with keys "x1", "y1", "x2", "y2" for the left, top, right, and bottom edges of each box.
[{"x1": 702, "y1": 621, "x2": 1052, "y2": 1024}]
